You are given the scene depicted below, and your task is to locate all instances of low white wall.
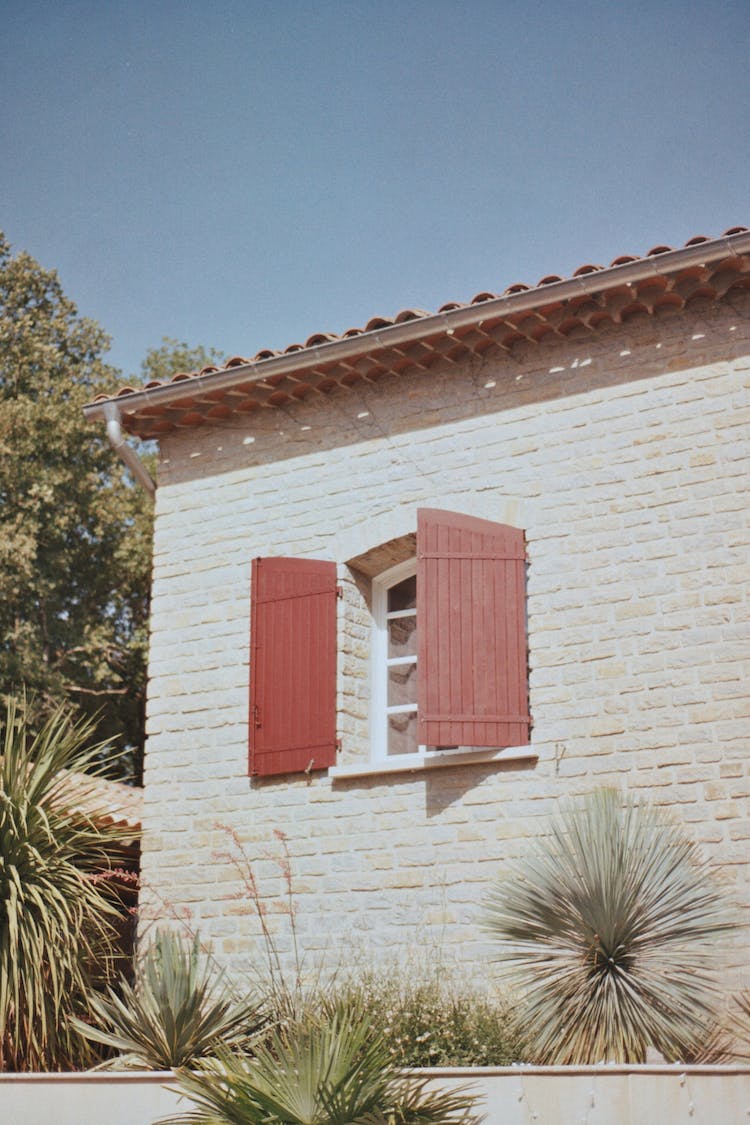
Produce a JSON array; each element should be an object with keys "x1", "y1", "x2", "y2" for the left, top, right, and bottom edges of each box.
[
  {"x1": 3, "y1": 1066, "x2": 750, "y2": 1125},
  {"x1": 422, "y1": 1066, "x2": 750, "y2": 1125},
  {"x1": 0, "y1": 1071, "x2": 183, "y2": 1125}
]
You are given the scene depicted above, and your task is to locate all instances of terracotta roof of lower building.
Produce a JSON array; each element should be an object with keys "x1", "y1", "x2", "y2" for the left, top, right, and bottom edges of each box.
[
  {"x1": 53, "y1": 770, "x2": 143, "y2": 832},
  {"x1": 84, "y1": 227, "x2": 750, "y2": 439}
]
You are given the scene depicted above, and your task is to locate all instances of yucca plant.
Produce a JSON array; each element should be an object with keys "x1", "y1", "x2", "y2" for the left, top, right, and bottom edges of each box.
[
  {"x1": 0, "y1": 695, "x2": 131, "y2": 1070},
  {"x1": 729, "y1": 990, "x2": 750, "y2": 1061},
  {"x1": 75, "y1": 930, "x2": 267, "y2": 1069},
  {"x1": 165, "y1": 999, "x2": 480, "y2": 1125},
  {"x1": 484, "y1": 788, "x2": 733, "y2": 1064}
]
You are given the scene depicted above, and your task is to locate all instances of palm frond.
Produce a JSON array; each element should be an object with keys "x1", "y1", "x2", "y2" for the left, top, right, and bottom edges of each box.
[
  {"x1": 0, "y1": 694, "x2": 130, "y2": 1069},
  {"x1": 163, "y1": 999, "x2": 481, "y2": 1125}
]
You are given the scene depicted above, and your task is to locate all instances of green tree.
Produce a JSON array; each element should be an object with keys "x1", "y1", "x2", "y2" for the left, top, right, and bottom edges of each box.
[
  {"x1": 140, "y1": 336, "x2": 224, "y2": 385},
  {"x1": 0, "y1": 233, "x2": 223, "y2": 778},
  {"x1": 0, "y1": 232, "x2": 153, "y2": 776}
]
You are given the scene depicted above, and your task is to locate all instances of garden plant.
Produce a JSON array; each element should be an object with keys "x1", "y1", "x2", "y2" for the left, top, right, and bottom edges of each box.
[
  {"x1": 332, "y1": 966, "x2": 522, "y2": 1067},
  {"x1": 165, "y1": 998, "x2": 480, "y2": 1125},
  {"x1": 484, "y1": 788, "x2": 734, "y2": 1064},
  {"x1": 212, "y1": 822, "x2": 521, "y2": 1067},
  {"x1": 0, "y1": 695, "x2": 130, "y2": 1069},
  {"x1": 75, "y1": 929, "x2": 267, "y2": 1069}
]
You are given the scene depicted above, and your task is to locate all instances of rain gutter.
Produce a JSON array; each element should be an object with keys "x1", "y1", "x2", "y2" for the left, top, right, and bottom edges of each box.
[{"x1": 83, "y1": 229, "x2": 750, "y2": 427}]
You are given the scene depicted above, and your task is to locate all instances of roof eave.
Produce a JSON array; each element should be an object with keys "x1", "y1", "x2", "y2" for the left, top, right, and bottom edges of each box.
[{"x1": 83, "y1": 229, "x2": 750, "y2": 425}]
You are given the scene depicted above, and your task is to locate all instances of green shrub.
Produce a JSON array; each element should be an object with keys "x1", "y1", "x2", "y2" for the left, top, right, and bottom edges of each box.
[
  {"x1": 328, "y1": 967, "x2": 522, "y2": 1067},
  {"x1": 212, "y1": 824, "x2": 521, "y2": 1067}
]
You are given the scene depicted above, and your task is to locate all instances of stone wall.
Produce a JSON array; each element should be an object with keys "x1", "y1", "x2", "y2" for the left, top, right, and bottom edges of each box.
[{"x1": 139, "y1": 293, "x2": 750, "y2": 992}]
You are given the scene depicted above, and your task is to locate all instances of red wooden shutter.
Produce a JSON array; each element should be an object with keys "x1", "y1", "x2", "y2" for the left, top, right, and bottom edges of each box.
[
  {"x1": 249, "y1": 557, "x2": 337, "y2": 777},
  {"x1": 417, "y1": 509, "x2": 530, "y2": 749}
]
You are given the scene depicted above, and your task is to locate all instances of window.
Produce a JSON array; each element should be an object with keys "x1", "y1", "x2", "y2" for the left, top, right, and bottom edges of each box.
[
  {"x1": 248, "y1": 510, "x2": 530, "y2": 778},
  {"x1": 371, "y1": 509, "x2": 530, "y2": 763},
  {"x1": 372, "y1": 559, "x2": 420, "y2": 758}
]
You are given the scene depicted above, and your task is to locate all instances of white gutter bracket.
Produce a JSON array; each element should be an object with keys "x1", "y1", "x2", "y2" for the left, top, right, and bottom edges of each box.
[{"x1": 103, "y1": 405, "x2": 156, "y2": 496}]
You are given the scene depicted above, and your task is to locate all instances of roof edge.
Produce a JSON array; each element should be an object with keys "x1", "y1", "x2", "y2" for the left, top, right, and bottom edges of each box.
[{"x1": 84, "y1": 229, "x2": 750, "y2": 423}]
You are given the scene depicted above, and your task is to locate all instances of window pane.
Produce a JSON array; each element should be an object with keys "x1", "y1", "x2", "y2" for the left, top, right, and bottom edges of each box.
[
  {"x1": 388, "y1": 575, "x2": 416, "y2": 613},
  {"x1": 387, "y1": 661, "x2": 417, "y2": 707},
  {"x1": 388, "y1": 614, "x2": 416, "y2": 659},
  {"x1": 388, "y1": 710, "x2": 418, "y2": 756}
]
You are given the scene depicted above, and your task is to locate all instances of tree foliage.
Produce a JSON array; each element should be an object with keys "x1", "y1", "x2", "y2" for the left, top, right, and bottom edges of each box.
[
  {"x1": 140, "y1": 336, "x2": 224, "y2": 385},
  {"x1": 0, "y1": 231, "x2": 152, "y2": 773},
  {"x1": 0, "y1": 233, "x2": 222, "y2": 778}
]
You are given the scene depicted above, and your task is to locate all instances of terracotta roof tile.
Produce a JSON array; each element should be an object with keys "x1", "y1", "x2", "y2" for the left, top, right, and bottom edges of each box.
[
  {"x1": 53, "y1": 770, "x2": 142, "y2": 831},
  {"x1": 86, "y1": 226, "x2": 750, "y2": 437}
]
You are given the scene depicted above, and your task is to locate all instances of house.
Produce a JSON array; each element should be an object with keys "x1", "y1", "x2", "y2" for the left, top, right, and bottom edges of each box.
[{"x1": 84, "y1": 227, "x2": 750, "y2": 991}]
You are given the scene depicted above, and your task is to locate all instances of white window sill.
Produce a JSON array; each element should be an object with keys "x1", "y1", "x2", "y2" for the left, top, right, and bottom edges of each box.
[{"x1": 329, "y1": 745, "x2": 538, "y2": 780}]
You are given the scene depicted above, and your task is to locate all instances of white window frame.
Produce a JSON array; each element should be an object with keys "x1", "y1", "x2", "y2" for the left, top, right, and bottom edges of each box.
[
  {"x1": 330, "y1": 530, "x2": 538, "y2": 780},
  {"x1": 370, "y1": 557, "x2": 423, "y2": 763}
]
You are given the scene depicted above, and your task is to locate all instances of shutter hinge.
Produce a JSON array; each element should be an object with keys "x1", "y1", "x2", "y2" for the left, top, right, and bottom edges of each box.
[
  {"x1": 336, "y1": 585, "x2": 343, "y2": 599},
  {"x1": 335, "y1": 738, "x2": 342, "y2": 753}
]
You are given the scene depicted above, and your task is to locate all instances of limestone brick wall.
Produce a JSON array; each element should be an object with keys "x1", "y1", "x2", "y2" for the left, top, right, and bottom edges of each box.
[{"x1": 139, "y1": 293, "x2": 750, "y2": 993}]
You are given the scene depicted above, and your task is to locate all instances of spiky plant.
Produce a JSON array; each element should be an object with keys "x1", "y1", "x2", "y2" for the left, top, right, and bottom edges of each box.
[
  {"x1": 165, "y1": 999, "x2": 480, "y2": 1125},
  {"x1": 0, "y1": 695, "x2": 130, "y2": 1070},
  {"x1": 484, "y1": 788, "x2": 733, "y2": 1064},
  {"x1": 75, "y1": 930, "x2": 267, "y2": 1069},
  {"x1": 730, "y1": 990, "x2": 750, "y2": 1061}
]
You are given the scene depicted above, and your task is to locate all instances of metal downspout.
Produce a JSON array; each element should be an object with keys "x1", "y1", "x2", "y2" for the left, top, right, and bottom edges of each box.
[{"x1": 104, "y1": 406, "x2": 156, "y2": 496}]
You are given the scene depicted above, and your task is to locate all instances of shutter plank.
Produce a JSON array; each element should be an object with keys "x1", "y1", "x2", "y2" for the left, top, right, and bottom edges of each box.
[
  {"x1": 417, "y1": 509, "x2": 530, "y2": 749},
  {"x1": 249, "y1": 557, "x2": 337, "y2": 777}
]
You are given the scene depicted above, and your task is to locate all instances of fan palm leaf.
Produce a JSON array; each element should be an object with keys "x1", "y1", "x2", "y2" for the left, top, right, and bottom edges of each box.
[{"x1": 164, "y1": 1000, "x2": 480, "y2": 1125}]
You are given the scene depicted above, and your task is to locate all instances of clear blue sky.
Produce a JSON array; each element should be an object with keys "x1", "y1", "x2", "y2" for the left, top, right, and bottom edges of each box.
[{"x1": 2, "y1": 0, "x2": 748, "y2": 381}]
